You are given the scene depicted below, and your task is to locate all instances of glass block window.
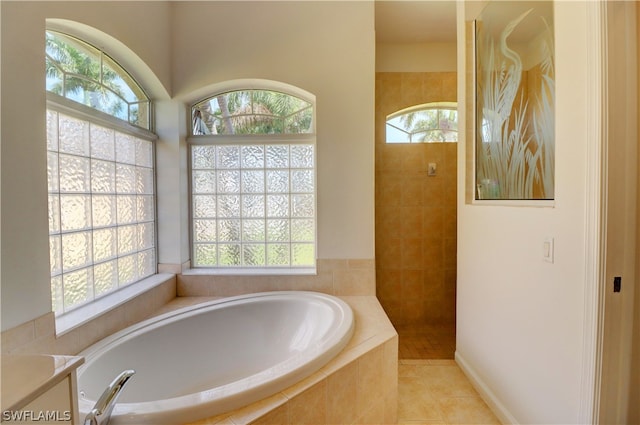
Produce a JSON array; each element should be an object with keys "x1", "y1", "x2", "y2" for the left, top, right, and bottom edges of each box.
[
  {"x1": 46, "y1": 31, "x2": 151, "y2": 129},
  {"x1": 47, "y1": 108, "x2": 156, "y2": 314},
  {"x1": 386, "y1": 102, "x2": 458, "y2": 143},
  {"x1": 190, "y1": 87, "x2": 316, "y2": 270}
]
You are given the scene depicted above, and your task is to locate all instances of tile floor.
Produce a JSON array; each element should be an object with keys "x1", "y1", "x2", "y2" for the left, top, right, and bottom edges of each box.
[{"x1": 396, "y1": 324, "x2": 500, "y2": 425}]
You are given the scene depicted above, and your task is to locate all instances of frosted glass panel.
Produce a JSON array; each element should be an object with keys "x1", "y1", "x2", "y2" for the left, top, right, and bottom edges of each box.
[
  {"x1": 116, "y1": 164, "x2": 137, "y2": 193},
  {"x1": 136, "y1": 139, "x2": 153, "y2": 168},
  {"x1": 267, "y1": 244, "x2": 289, "y2": 266},
  {"x1": 118, "y1": 254, "x2": 137, "y2": 285},
  {"x1": 193, "y1": 195, "x2": 215, "y2": 218},
  {"x1": 48, "y1": 195, "x2": 60, "y2": 233},
  {"x1": 266, "y1": 170, "x2": 289, "y2": 193},
  {"x1": 218, "y1": 244, "x2": 241, "y2": 266},
  {"x1": 137, "y1": 195, "x2": 154, "y2": 222},
  {"x1": 136, "y1": 167, "x2": 154, "y2": 194},
  {"x1": 291, "y1": 219, "x2": 314, "y2": 241},
  {"x1": 292, "y1": 243, "x2": 314, "y2": 266},
  {"x1": 267, "y1": 195, "x2": 289, "y2": 217},
  {"x1": 91, "y1": 160, "x2": 116, "y2": 193},
  {"x1": 138, "y1": 249, "x2": 155, "y2": 277},
  {"x1": 115, "y1": 133, "x2": 136, "y2": 164},
  {"x1": 60, "y1": 195, "x2": 91, "y2": 231},
  {"x1": 267, "y1": 219, "x2": 289, "y2": 242},
  {"x1": 218, "y1": 219, "x2": 241, "y2": 242},
  {"x1": 94, "y1": 261, "x2": 117, "y2": 296},
  {"x1": 218, "y1": 195, "x2": 240, "y2": 218},
  {"x1": 291, "y1": 145, "x2": 314, "y2": 168},
  {"x1": 194, "y1": 219, "x2": 216, "y2": 242},
  {"x1": 241, "y1": 146, "x2": 265, "y2": 168},
  {"x1": 217, "y1": 170, "x2": 240, "y2": 193},
  {"x1": 291, "y1": 194, "x2": 314, "y2": 217},
  {"x1": 118, "y1": 225, "x2": 137, "y2": 255},
  {"x1": 63, "y1": 268, "x2": 93, "y2": 309},
  {"x1": 47, "y1": 110, "x2": 58, "y2": 151},
  {"x1": 117, "y1": 196, "x2": 136, "y2": 224},
  {"x1": 47, "y1": 153, "x2": 59, "y2": 191},
  {"x1": 137, "y1": 222, "x2": 154, "y2": 250},
  {"x1": 93, "y1": 228, "x2": 117, "y2": 262},
  {"x1": 49, "y1": 235, "x2": 62, "y2": 275},
  {"x1": 92, "y1": 195, "x2": 116, "y2": 227},
  {"x1": 192, "y1": 146, "x2": 216, "y2": 169},
  {"x1": 59, "y1": 114, "x2": 89, "y2": 156},
  {"x1": 217, "y1": 146, "x2": 240, "y2": 169},
  {"x1": 243, "y1": 219, "x2": 265, "y2": 241},
  {"x1": 59, "y1": 155, "x2": 90, "y2": 192},
  {"x1": 241, "y1": 170, "x2": 264, "y2": 193},
  {"x1": 291, "y1": 170, "x2": 314, "y2": 193},
  {"x1": 266, "y1": 145, "x2": 289, "y2": 168},
  {"x1": 62, "y1": 231, "x2": 92, "y2": 271},
  {"x1": 242, "y1": 195, "x2": 265, "y2": 218},
  {"x1": 51, "y1": 276, "x2": 63, "y2": 313},
  {"x1": 243, "y1": 244, "x2": 265, "y2": 266},
  {"x1": 193, "y1": 171, "x2": 216, "y2": 193},
  {"x1": 194, "y1": 244, "x2": 216, "y2": 267},
  {"x1": 90, "y1": 125, "x2": 115, "y2": 160}
]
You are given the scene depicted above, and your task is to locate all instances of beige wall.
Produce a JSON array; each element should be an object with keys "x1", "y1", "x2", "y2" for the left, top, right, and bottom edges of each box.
[
  {"x1": 375, "y1": 72, "x2": 457, "y2": 327},
  {"x1": 632, "y1": 5, "x2": 640, "y2": 422}
]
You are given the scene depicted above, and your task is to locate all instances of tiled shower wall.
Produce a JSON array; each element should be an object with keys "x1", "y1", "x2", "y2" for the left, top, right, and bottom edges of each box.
[{"x1": 375, "y1": 72, "x2": 457, "y2": 326}]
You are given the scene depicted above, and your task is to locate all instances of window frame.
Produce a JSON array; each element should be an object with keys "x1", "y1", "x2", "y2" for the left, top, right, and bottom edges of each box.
[{"x1": 187, "y1": 87, "x2": 317, "y2": 274}]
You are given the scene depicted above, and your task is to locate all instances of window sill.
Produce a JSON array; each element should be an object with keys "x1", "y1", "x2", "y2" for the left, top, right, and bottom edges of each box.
[
  {"x1": 182, "y1": 267, "x2": 317, "y2": 276},
  {"x1": 55, "y1": 273, "x2": 174, "y2": 336}
]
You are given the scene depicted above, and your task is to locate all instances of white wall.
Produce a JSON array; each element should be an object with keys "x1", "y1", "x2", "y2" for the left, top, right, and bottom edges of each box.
[
  {"x1": 456, "y1": 1, "x2": 597, "y2": 423},
  {"x1": 0, "y1": 1, "x2": 376, "y2": 331}
]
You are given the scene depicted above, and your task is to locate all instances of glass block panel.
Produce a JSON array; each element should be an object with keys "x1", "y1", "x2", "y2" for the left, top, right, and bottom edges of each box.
[
  {"x1": 90, "y1": 125, "x2": 115, "y2": 160},
  {"x1": 267, "y1": 195, "x2": 289, "y2": 218},
  {"x1": 291, "y1": 219, "x2": 314, "y2": 242},
  {"x1": 194, "y1": 244, "x2": 217, "y2": 267},
  {"x1": 116, "y1": 164, "x2": 137, "y2": 193},
  {"x1": 59, "y1": 114, "x2": 90, "y2": 156},
  {"x1": 136, "y1": 138, "x2": 153, "y2": 168},
  {"x1": 242, "y1": 195, "x2": 265, "y2": 218},
  {"x1": 59, "y1": 155, "x2": 90, "y2": 192},
  {"x1": 115, "y1": 133, "x2": 136, "y2": 164},
  {"x1": 118, "y1": 254, "x2": 138, "y2": 286},
  {"x1": 47, "y1": 152, "x2": 59, "y2": 192},
  {"x1": 241, "y1": 145, "x2": 265, "y2": 168},
  {"x1": 292, "y1": 243, "x2": 315, "y2": 266},
  {"x1": 194, "y1": 219, "x2": 216, "y2": 242},
  {"x1": 51, "y1": 275, "x2": 63, "y2": 314},
  {"x1": 218, "y1": 195, "x2": 240, "y2": 218},
  {"x1": 193, "y1": 171, "x2": 216, "y2": 193},
  {"x1": 241, "y1": 170, "x2": 265, "y2": 193},
  {"x1": 218, "y1": 219, "x2": 241, "y2": 242},
  {"x1": 47, "y1": 110, "x2": 58, "y2": 151},
  {"x1": 266, "y1": 170, "x2": 289, "y2": 193},
  {"x1": 60, "y1": 195, "x2": 91, "y2": 231},
  {"x1": 94, "y1": 261, "x2": 117, "y2": 296},
  {"x1": 192, "y1": 145, "x2": 216, "y2": 169},
  {"x1": 137, "y1": 222, "x2": 155, "y2": 250},
  {"x1": 138, "y1": 249, "x2": 155, "y2": 278},
  {"x1": 62, "y1": 231, "x2": 92, "y2": 271},
  {"x1": 136, "y1": 167, "x2": 154, "y2": 194},
  {"x1": 137, "y1": 196, "x2": 154, "y2": 222},
  {"x1": 243, "y1": 244, "x2": 265, "y2": 266},
  {"x1": 116, "y1": 195, "x2": 136, "y2": 224},
  {"x1": 92, "y1": 195, "x2": 116, "y2": 227},
  {"x1": 291, "y1": 170, "x2": 314, "y2": 193},
  {"x1": 49, "y1": 235, "x2": 62, "y2": 275},
  {"x1": 290, "y1": 145, "x2": 314, "y2": 168},
  {"x1": 243, "y1": 219, "x2": 265, "y2": 242},
  {"x1": 217, "y1": 170, "x2": 241, "y2": 193},
  {"x1": 118, "y1": 225, "x2": 137, "y2": 255},
  {"x1": 48, "y1": 195, "x2": 60, "y2": 234},
  {"x1": 291, "y1": 194, "x2": 314, "y2": 217},
  {"x1": 266, "y1": 145, "x2": 289, "y2": 168},
  {"x1": 193, "y1": 195, "x2": 216, "y2": 218},
  {"x1": 93, "y1": 228, "x2": 117, "y2": 262},
  {"x1": 91, "y1": 160, "x2": 116, "y2": 193},
  {"x1": 267, "y1": 244, "x2": 290, "y2": 266},
  {"x1": 267, "y1": 219, "x2": 289, "y2": 242},
  {"x1": 218, "y1": 244, "x2": 241, "y2": 266},
  {"x1": 63, "y1": 268, "x2": 93, "y2": 309},
  {"x1": 216, "y1": 145, "x2": 240, "y2": 169}
]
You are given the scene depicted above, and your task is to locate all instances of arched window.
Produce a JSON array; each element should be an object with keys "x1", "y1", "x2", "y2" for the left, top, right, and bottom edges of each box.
[
  {"x1": 46, "y1": 30, "x2": 151, "y2": 129},
  {"x1": 191, "y1": 89, "x2": 313, "y2": 135},
  {"x1": 386, "y1": 102, "x2": 458, "y2": 143},
  {"x1": 46, "y1": 30, "x2": 157, "y2": 315},
  {"x1": 189, "y1": 86, "x2": 316, "y2": 270}
]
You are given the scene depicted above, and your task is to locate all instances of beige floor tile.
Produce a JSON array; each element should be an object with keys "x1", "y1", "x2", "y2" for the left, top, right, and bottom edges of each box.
[{"x1": 437, "y1": 397, "x2": 501, "y2": 425}]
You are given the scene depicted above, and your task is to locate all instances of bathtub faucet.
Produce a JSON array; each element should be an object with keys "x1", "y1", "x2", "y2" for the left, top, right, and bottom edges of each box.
[{"x1": 84, "y1": 370, "x2": 135, "y2": 425}]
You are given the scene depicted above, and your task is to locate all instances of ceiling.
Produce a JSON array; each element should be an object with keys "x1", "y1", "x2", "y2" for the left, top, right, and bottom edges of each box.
[{"x1": 375, "y1": 1, "x2": 458, "y2": 43}]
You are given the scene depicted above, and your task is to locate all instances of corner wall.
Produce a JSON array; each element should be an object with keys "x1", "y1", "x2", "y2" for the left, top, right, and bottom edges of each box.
[{"x1": 456, "y1": 2, "x2": 599, "y2": 423}]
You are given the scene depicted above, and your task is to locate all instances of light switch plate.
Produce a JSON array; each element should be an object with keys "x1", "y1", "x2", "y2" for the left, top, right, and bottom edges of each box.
[{"x1": 543, "y1": 237, "x2": 554, "y2": 263}]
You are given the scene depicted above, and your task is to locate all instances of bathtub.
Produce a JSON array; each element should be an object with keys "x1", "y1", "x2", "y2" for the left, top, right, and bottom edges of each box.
[{"x1": 76, "y1": 291, "x2": 354, "y2": 424}]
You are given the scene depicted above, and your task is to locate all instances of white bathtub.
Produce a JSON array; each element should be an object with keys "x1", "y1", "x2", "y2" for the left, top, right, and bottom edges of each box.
[{"x1": 77, "y1": 291, "x2": 354, "y2": 424}]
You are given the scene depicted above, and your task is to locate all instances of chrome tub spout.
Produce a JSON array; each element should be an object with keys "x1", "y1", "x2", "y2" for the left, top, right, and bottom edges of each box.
[{"x1": 84, "y1": 370, "x2": 135, "y2": 425}]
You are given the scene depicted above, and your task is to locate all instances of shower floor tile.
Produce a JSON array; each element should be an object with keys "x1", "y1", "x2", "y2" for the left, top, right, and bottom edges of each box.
[{"x1": 396, "y1": 324, "x2": 456, "y2": 359}]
